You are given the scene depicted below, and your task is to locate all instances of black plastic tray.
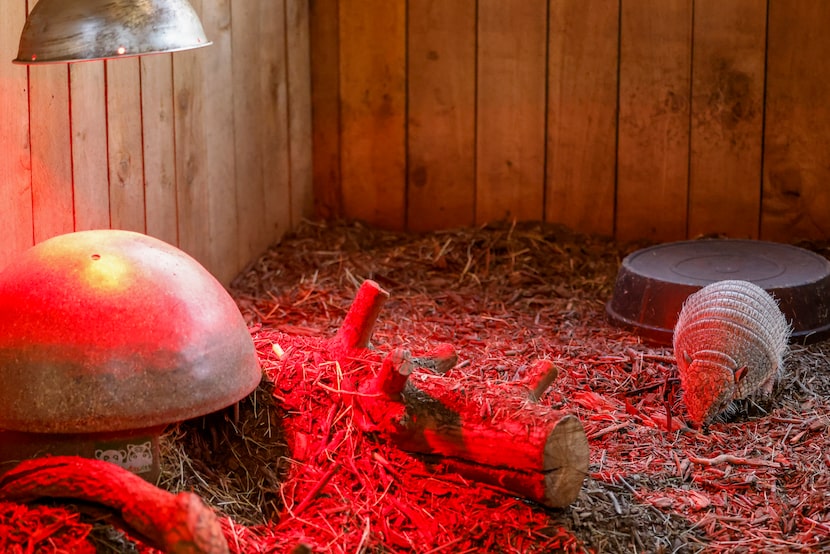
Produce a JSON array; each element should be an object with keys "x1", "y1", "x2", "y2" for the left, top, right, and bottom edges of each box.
[{"x1": 606, "y1": 239, "x2": 830, "y2": 345}]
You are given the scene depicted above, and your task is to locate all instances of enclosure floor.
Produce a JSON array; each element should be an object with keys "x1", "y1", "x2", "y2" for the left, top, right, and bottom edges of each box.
[{"x1": 3, "y1": 220, "x2": 830, "y2": 553}]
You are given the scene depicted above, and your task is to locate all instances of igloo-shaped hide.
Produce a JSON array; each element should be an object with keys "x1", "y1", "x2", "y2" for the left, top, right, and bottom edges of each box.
[{"x1": 0, "y1": 230, "x2": 260, "y2": 435}]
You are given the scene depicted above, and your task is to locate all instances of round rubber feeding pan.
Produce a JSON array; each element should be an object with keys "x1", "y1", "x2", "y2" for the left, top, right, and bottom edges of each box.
[{"x1": 606, "y1": 239, "x2": 830, "y2": 345}]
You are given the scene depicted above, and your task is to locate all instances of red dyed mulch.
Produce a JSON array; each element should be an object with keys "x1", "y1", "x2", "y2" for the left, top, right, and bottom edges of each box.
[{"x1": 3, "y1": 220, "x2": 830, "y2": 553}]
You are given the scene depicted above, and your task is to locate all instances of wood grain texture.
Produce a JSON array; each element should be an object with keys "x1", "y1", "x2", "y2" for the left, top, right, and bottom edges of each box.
[
  {"x1": 141, "y1": 54, "x2": 179, "y2": 246},
  {"x1": 617, "y1": 0, "x2": 692, "y2": 241},
  {"x1": 689, "y1": 0, "x2": 766, "y2": 239},
  {"x1": 406, "y1": 0, "x2": 476, "y2": 232},
  {"x1": 310, "y1": 0, "x2": 342, "y2": 220},
  {"x1": 28, "y1": 0, "x2": 73, "y2": 242},
  {"x1": 0, "y1": 0, "x2": 33, "y2": 270},
  {"x1": 546, "y1": 0, "x2": 619, "y2": 237},
  {"x1": 231, "y1": 0, "x2": 268, "y2": 266},
  {"x1": 476, "y1": 0, "x2": 548, "y2": 224},
  {"x1": 70, "y1": 62, "x2": 110, "y2": 231},
  {"x1": 287, "y1": 0, "x2": 314, "y2": 227},
  {"x1": 339, "y1": 0, "x2": 407, "y2": 230},
  {"x1": 200, "y1": 0, "x2": 239, "y2": 284},
  {"x1": 11, "y1": 2, "x2": 830, "y2": 280},
  {"x1": 763, "y1": 0, "x2": 830, "y2": 241},
  {"x1": 173, "y1": 44, "x2": 211, "y2": 266},
  {"x1": 29, "y1": 63, "x2": 74, "y2": 243},
  {"x1": 260, "y1": 0, "x2": 291, "y2": 243},
  {"x1": 106, "y1": 58, "x2": 146, "y2": 233}
]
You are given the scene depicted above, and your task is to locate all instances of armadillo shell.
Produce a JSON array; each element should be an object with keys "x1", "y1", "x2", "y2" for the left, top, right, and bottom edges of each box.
[{"x1": 673, "y1": 280, "x2": 790, "y2": 400}]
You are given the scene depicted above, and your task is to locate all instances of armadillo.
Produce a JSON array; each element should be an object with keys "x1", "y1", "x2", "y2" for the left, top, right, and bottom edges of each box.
[{"x1": 672, "y1": 279, "x2": 790, "y2": 428}]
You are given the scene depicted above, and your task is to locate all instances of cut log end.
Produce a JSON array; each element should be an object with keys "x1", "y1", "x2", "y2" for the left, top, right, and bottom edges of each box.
[
  {"x1": 375, "y1": 348, "x2": 414, "y2": 399},
  {"x1": 542, "y1": 414, "x2": 589, "y2": 508}
]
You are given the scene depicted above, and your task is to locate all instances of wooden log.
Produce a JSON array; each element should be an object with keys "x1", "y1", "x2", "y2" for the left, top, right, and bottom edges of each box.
[
  {"x1": 0, "y1": 456, "x2": 229, "y2": 554},
  {"x1": 358, "y1": 349, "x2": 588, "y2": 508},
  {"x1": 333, "y1": 280, "x2": 588, "y2": 507}
]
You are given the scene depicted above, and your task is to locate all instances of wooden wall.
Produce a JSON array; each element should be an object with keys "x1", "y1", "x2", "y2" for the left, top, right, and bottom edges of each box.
[
  {"x1": 0, "y1": 0, "x2": 312, "y2": 285},
  {"x1": 311, "y1": 0, "x2": 830, "y2": 244},
  {"x1": 4, "y1": 0, "x2": 830, "y2": 283}
]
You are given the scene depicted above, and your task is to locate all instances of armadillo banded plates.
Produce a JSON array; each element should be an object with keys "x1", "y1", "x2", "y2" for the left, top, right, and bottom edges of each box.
[{"x1": 606, "y1": 239, "x2": 830, "y2": 345}]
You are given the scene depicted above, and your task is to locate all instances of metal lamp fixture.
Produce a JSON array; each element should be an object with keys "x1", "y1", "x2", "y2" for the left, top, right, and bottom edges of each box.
[{"x1": 14, "y1": 0, "x2": 211, "y2": 64}]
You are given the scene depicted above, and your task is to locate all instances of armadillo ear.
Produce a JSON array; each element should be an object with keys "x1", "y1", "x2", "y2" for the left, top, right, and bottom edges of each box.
[
  {"x1": 734, "y1": 366, "x2": 748, "y2": 384},
  {"x1": 683, "y1": 350, "x2": 693, "y2": 365}
]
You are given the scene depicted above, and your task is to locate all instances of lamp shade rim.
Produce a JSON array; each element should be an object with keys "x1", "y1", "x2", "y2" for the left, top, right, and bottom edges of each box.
[{"x1": 13, "y1": 41, "x2": 212, "y2": 65}]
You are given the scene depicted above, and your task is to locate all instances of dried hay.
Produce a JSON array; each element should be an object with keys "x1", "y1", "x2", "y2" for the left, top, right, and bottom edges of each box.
[{"x1": 2, "y1": 219, "x2": 830, "y2": 553}]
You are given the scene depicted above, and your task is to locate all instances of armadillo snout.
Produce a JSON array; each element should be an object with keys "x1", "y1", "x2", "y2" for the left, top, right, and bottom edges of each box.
[{"x1": 680, "y1": 358, "x2": 735, "y2": 428}]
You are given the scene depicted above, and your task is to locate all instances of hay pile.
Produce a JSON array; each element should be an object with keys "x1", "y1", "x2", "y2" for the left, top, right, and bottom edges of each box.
[{"x1": 3, "y1": 220, "x2": 830, "y2": 552}]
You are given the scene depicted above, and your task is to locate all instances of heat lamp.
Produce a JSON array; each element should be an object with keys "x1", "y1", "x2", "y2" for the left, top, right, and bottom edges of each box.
[{"x1": 14, "y1": 0, "x2": 211, "y2": 64}]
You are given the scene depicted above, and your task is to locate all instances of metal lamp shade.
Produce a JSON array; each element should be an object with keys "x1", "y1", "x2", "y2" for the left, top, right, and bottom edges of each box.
[{"x1": 15, "y1": 0, "x2": 211, "y2": 64}]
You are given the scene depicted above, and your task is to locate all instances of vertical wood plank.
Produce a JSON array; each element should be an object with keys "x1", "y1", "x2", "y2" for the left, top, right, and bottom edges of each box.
[
  {"x1": 689, "y1": 0, "x2": 766, "y2": 239},
  {"x1": 546, "y1": 0, "x2": 619, "y2": 236},
  {"x1": 202, "y1": 0, "x2": 238, "y2": 283},
  {"x1": 407, "y1": 0, "x2": 476, "y2": 232},
  {"x1": 231, "y1": 0, "x2": 268, "y2": 265},
  {"x1": 617, "y1": 0, "x2": 692, "y2": 242},
  {"x1": 106, "y1": 58, "x2": 146, "y2": 233},
  {"x1": 260, "y1": 0, "x2": 291, "y2": 243},
  {"x1": 141, "y1": 54, "x2": 179, "y2": 246},
  {"x1": 287, "y1": 0, "x2": 314, "y2": 227},
  {"x1": 763, "y1": 0, "x2": 830, "y2": 241},
  {"x1": 339, "y1": 0, "x2": 407, "y2": 230},
  {"x1": 29, "y1": 63, "x2": 73, "y2": 242},
  {"x1": 476, "y1": 0, "x2": 548, "y2": 224},
  {"x1": 28, "y1": 0, "x2": 74, "y2": 243},
  {"x1": 173, "y1": 13, "x2": 211, "y2": 268},
  {"x1": 0, "y1": 1, "x2": 34, "y2": 269},
  {"x1": 175, "y1": 0, "x2": 238, "y2": 283},
  {"x1": 310, "y1": 0, "x2": 342, "y2": 220},
  {"x1": 70, "y1": 62, "x2": 110, "y2": 231}
]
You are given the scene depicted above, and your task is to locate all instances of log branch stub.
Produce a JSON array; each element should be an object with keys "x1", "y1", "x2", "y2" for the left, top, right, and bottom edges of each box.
[
  {"x1": 526, "y1": 359, "x2": 560, "y2": 401},
  {"x1": 410, "y1": 343, "x2": 458, "y2": 374},
  {"x1": 0, "y1": 456, "x2": 229, "y2": 554},
  {"x1": 333, "y1": 279, "x2": 389, "y2": 352},
  {"x1": 374, "y1": 348, "x2": 414, "y2": 399}
]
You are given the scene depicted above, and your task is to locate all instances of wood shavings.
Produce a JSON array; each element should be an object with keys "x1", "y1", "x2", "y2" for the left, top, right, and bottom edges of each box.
[
  {"x1": 3, "y1": 220, "x2": 830, "y2": 552},
  {"x1": 687, "y1": 454, "x2": 781, "y2": 469}
]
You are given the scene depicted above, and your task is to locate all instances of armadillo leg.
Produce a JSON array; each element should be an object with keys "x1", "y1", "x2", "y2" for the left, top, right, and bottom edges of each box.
[{"x1": 759, "y1": 373, "x2": 775, "y2": 395}]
